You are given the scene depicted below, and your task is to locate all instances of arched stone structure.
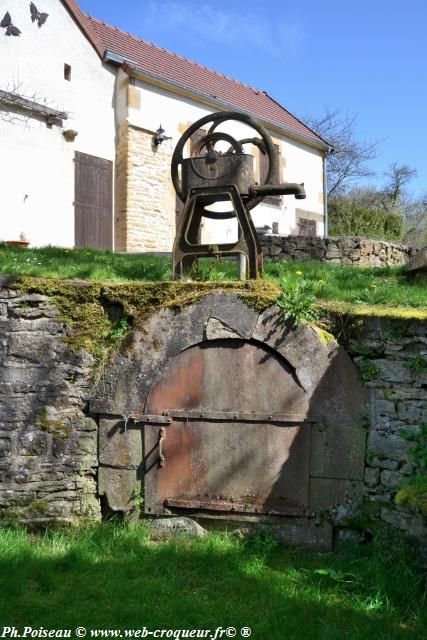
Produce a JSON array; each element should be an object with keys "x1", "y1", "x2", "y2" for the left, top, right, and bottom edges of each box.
[{"x1": 91, "y1": 294, "x2": 368, "y2": 545}]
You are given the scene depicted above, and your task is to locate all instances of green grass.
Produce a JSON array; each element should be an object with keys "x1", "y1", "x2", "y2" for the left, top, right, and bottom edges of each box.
[
  {"x1": 0, "y1": 526, "x2": 425, "y2": 639},
  {"x1": 0, "y1": 245, "x2": 426, "y2": 314}
]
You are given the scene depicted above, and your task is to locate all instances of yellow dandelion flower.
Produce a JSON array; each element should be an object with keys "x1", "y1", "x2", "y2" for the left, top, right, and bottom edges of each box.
[
  {"x1": 369, "y1": 284, "x2": 378, "y2": 289},
  {"x1": 295, "y1": 270, "x2": 303, "y2": 277}
]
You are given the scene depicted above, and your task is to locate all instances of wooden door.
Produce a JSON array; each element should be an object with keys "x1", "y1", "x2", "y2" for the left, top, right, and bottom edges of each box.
[{"x1": 74, "y1": 151, "x2": 113, "y2": 249}]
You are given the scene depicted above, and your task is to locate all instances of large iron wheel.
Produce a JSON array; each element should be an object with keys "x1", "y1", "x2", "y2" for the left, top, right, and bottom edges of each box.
[{"x1": 171, "y1": 111, "x2": 277, "y2": 219}]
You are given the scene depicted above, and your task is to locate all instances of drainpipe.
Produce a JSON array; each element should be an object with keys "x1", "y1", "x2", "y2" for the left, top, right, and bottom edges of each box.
[{"x1": 323, "y1": 153, "x2": 329, "y2": 238}]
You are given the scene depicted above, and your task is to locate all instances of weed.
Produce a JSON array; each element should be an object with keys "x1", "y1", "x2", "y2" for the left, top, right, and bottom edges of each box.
[
  {"x1": 407, "y1": 355, "x2": 427, "y2": 375},
  {"x1": 396, "y1": 423, "x2": 427, "y2": 514},
  {"x1": 365, "y1": 448, "x2": 377, "y2": 461},
  {"x1": 358, "y1": 359, "x2": 380, "y2": 381},
  {"x1": 246, "y1": 526, "x2": 280, "y2": 554},
  {"x1": 399, "y1": 422, "x2": 427, "y2": 472},
  {"x1": 102, "y1": 317, "x2": 131, "y2": 345},
  {"x1": 276, "y1": 278, "x2": 319, "y2": 325},
  {"x1": 132, "y1": 488, "x2": 145, "y2": 507}
]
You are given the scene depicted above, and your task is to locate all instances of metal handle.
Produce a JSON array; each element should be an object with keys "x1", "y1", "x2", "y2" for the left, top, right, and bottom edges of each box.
[{"x1": 158, "y1": 428, "x2": 166, "y2": 468}]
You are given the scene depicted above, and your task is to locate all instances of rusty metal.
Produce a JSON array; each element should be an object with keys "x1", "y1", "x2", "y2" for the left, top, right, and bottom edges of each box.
[
  {"x1": 173, "y1": 184, "x2": 262, "y2": 279},
  {"x1": 162, "y1": 410, "x2": 306, "y2": 423},
  {"x1": 171, "y1": 110, "x2": 306, "y2": 279},
  {"x1": 164, "y1": 498, "x2": 309, "y2": 517},
  {"x1": 158, "y1": 428, "x2": 166, "y2": 468},
  {"x1": 128, "y1": 415, "x2": 172, "y2": 425},
  {"x1": 181, "y1": 154, "x2": 254, "y2": 200},
  {"x1": 143, "y1": 339, "x2": 311, "y2": 518}
]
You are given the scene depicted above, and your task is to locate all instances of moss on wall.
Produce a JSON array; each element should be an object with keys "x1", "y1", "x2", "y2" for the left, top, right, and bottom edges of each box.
[
  {"x1": 36, "y1": 407, "x2": 72, "y2": 440},
  {"x1": 13, "y1": 277, "x2": 280, "y2": 360}
]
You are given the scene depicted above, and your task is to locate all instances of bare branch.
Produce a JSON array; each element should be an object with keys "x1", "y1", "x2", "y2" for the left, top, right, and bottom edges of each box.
[{"x1": 303, "y1": 108, "x2": 380, "y2": 197}]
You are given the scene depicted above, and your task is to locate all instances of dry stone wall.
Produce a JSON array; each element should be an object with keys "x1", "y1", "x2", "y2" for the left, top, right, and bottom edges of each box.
[
  {"x1": 346, "y1": 317, "x2": 427, "y2": 539},
  {"x1": 260, "y1": 235, "x2": 419, "y2": 267},
  {"x1": 0, "y1": 278, "x2": 99, "y2": 527}
]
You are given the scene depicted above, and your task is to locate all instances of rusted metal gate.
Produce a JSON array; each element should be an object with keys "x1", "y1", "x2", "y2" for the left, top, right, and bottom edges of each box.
[
  {"x1": 74, "y1": 151, "x2": 113, "y2": 250},
  {"x1": 143, "y1": 339, "x2": 311, "y2": 520}
]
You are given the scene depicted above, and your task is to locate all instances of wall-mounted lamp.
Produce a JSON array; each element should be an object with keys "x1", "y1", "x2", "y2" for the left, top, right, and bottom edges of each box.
[
  {"x1": 63, "y1": 129, "x2": 78, "y2": 142},
  {"x1": 153, "y1": 124, "x2": 169, "y2": 146}
]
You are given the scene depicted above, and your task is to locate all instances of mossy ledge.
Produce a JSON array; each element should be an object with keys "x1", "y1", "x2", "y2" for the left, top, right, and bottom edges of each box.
[{"x1": 13, "y1": 276, "x2": 280, "y2": 359}]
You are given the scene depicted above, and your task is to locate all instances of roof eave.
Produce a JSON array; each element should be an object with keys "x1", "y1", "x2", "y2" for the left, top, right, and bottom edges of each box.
[
  {"x1": 62, "y1": 0, "x2": 104, "y2": 58},
  {"x1": 104, "y1": 52, "x2": 330, "y2": 152}
]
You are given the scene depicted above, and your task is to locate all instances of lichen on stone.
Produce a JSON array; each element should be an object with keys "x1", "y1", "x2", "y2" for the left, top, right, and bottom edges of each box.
[{"x1": 36, "y1": 406, "x2": 72, "y2": 440}]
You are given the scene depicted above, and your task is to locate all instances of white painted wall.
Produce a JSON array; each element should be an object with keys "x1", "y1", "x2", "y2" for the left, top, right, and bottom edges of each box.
[
  {"x1": 0, "y1": 0, "x2": 116, "y2": 247},
  {"x1": 121, "y1": 76, "x2": 325, "y2": 244}
]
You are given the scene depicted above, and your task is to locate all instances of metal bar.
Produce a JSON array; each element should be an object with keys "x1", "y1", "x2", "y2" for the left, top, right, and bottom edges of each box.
[
  {"x1": 162, "y1": 409, "x2": 306, "y2": 423},
  {"x1": 130, "y1": 415, "x2": 172, "y2": 425},
  {"x1": 164, "y1": 498, "x2": 309, "y2": 517}
]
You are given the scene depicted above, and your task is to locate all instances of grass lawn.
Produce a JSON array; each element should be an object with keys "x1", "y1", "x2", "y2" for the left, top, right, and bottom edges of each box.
[
  {"x1": 0, "y1": 526, "x2": 425, "y2": 640},
  {"x1": 0, "y1": 245, "x2": 426, "y2": 316}
]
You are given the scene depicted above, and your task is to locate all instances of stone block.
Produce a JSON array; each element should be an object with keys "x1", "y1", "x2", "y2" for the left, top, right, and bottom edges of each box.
[
  {"x1": 364, "y1": 468, "x2": 380, "y2": 486},
  {"x1": 98, "y1": 418, "x2": 142, "y2": 468},
  {"x1": 368, "y1": 457, "x2": 399, "y2": 471},
  {"x1": 377, "y1": 399, "x2": 396, "y2": 414},
  {"x1": 367, "y1": 432, "x2": 411, "y2": 462},
  {"x1": 309, "y1": 477, "x2": 363, "y2": 511},
  {"x1": 146, "y1": 517, "x2": 207, "y2": 541},
  {"x1": 98, "y1": 466, "x2": 140, "y2": 514},
  {"x1": 324, "y1": 247, "x2": 342, "y2": 259},
  {"x1": 0, "y1": 438, "x2": 11, "y2": 456},
  {"x1": 375, "y1": 360, "x2": 413, "y2": 383},
  {"x1": 405, "y1": 246, "x2": 427, "y2": 276},
  {"x1": 17, "y1": 431, "x2": 47, "y2": 456},
  {"x1": 380, "y1": 469, "x2": 403, "y2": 489}
]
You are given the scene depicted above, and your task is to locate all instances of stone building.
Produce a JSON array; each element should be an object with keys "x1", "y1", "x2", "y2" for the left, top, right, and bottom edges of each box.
[{"x1": 0, "y1": 0, "x2": 330, "y2": 251}]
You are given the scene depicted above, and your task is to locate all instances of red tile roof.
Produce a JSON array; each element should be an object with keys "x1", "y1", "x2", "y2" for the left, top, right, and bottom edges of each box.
[{"x1": 62, "y1": 1, "x2": 328, "y2": 148}]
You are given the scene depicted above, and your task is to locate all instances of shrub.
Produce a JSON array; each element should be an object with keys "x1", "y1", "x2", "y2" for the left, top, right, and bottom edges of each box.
[{"x1": 328, "y1": 199, "x2": 404, "y2": 241}]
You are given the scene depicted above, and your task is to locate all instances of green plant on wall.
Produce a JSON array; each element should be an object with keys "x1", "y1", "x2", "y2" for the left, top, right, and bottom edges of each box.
[
  {"x1": 399, "y1": 423, "x2": 427, "y2": 472},
  {"x1": 102, "y1": 317, "x2": 131, "y2": 345},
  {"x1": 396, "y1": 422, "x2": 427, "y2": 515},
  {"x1": 407, "y1": 355, "x2": 427, "y2": 375},
  {"x1": 358, "y1": 359, "x2": 379, "y2": 381},
  {"x1": 277, "y1": 278, "x2": 319, "y2": 326}
]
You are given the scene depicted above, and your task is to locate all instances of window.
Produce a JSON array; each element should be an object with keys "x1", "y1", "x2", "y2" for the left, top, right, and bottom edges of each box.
[
  {"x1": 259, "y1": 143, "x2": 281, "y2": 206},
  {"x1": 64, "y1": 64, "x2": 71, "y2": 81},
  {"x1": 298, "y1": 218, "x2": 316, "y2": 236}
]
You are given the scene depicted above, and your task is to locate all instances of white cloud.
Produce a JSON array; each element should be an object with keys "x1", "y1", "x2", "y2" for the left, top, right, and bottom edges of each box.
[{"x1": 143, "y1": 1, "x2": 304, "y2": 61}]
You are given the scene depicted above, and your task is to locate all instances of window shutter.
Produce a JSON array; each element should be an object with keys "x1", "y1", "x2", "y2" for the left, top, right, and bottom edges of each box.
[
  {"x1": 259, "y1": 143, "x2": 281, "y2": 206},
  {"x1": 298, "y1": 218, "x2": 316, "y2": 236}
]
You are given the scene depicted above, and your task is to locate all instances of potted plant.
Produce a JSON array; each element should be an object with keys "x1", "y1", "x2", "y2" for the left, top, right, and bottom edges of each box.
[{"x1": 5, "y1": 232, "x2": 30, "y2": 249}]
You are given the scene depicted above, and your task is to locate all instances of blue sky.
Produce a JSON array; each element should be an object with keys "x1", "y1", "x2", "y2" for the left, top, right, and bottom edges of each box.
[{"x1": 80, "y1": 0, "x2": 427, "y2": 198}]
